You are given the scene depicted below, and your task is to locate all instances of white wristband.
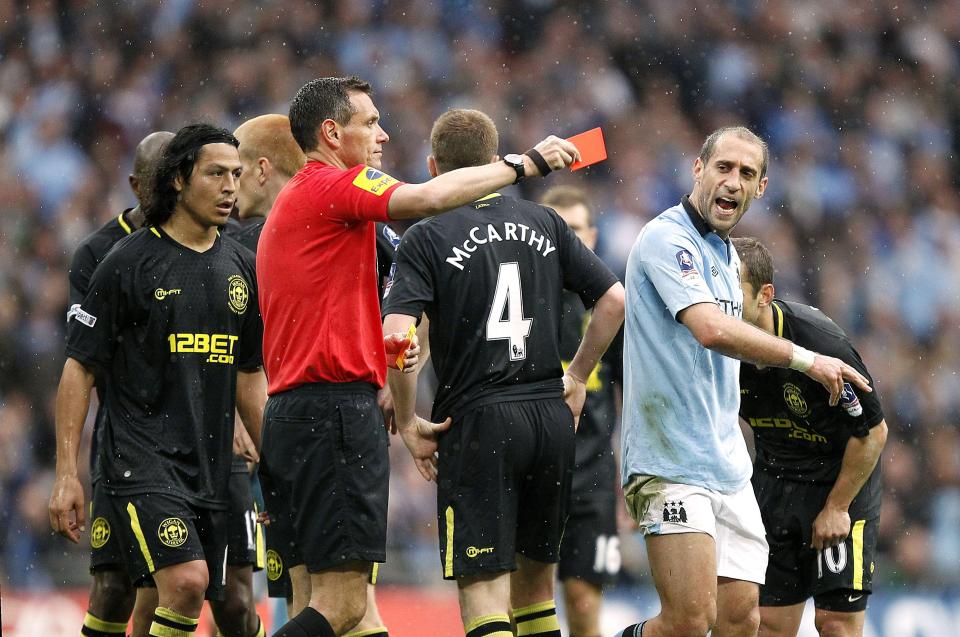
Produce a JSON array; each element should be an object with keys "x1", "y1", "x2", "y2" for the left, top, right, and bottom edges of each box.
[{"x1": 789, "y1": 344, "x2": 816, "y2": 372}]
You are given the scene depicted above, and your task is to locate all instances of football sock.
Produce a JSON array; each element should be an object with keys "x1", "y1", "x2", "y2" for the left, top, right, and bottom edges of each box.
[
  {"x1": 615, "y1": 621, "x2": 647, "y2": 637},
  {"x1": 149, "y1": 607, "x2": 198, "y2": 637},
  {"x1": 465, "y1": 613, "x2": 513, "y2": 637},
  {"x1": 514, "y1": 600, "x2": 561, "y2": 636},
  {"x1": 270, "y1": 608, "x2": 336, "y2": 637},
  {"x1": 80, "y1": 611, "x2": 127, "y2": 637},
  {"x1": 344, "y1": 628, "x2": 389, "y2": 637}
]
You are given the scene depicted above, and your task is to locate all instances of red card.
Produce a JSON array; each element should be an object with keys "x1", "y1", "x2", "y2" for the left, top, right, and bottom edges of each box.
[{"x1": 567, "y1": 127, "x2": 607, "y2": 171}]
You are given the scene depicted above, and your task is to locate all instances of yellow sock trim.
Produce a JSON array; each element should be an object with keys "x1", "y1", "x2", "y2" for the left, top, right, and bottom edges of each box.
[
  {"x1": 515, "y1": 600, "x2": 559, "y2": 636},
  {"x1": 83, "y1": 612, "x2": 127, "y2": 633},
  {"x1": 344, "y1": 628, "x2": 388, "y2": 637},
  {"x1": 465, "y1": 613, "x2": 511, "y2": 634},
  {"x1": 514, "y1": 599, "x2": 556, "y2": 619},
  {"x1": 154, "y1": 606, "x2": 198, "y2": 626}
]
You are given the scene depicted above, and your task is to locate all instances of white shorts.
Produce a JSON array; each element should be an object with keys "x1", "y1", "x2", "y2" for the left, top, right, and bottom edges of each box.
[{"x1": 624, "y1": 475, "x2": 768, "y2": 584}]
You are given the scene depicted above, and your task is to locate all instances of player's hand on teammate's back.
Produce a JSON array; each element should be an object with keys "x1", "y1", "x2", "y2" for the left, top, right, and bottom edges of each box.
[
  {"x1": 804, "y1": 354, "x2": 871, "y2": 406},
  {"x1": 384, "y1": 332, "x2": 420, "y2": 373},
  {"x1": 811, "y1": 505, "x2": 851, "y2": 550},
  {"x1": 398, "y1": 416, "x2": 452, "y2": 482},
  {"x1": 48, "y1": 474, "x2": 85, "y2": 543},
  {"x1": 562, "y1": 373, "x2": 587, "y2": 432},
  {"x1": 528, "y1": 135, "x2": 582, "y2": 174}
]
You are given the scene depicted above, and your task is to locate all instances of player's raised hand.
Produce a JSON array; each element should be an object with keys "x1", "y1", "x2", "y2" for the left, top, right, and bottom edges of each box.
[
  {"x1": 562, "y1": 372, "x2": 587, "y2": 432},
  {"x1": 398, "y1": 416, "x2": 452, "y2": 482},
  {"x1": 804, "y1": 354, "x2": 871, "y2": 406},
  {"x1": 527, "y1": 135, "x2": 582, "y2": 174},
  {"x1": 811, "y1": 505, "x2": 851, "y2": 550},
  {"x1": 48, "y1": 474, "x2": 85, "y2": 543}
]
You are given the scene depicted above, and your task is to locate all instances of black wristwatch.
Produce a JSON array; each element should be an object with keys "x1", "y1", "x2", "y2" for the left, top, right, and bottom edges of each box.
[{"x1": 503, "y1": 153, "x2": 526, "y2": 185}]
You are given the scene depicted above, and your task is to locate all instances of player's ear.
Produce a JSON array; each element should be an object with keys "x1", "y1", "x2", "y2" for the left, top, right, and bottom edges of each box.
[
  {"x1": 257, "y1": 157, "x2": 270, "y2": 185},
  {"x1": 489, "y1": 154, "x2": 500, "y2": 165},
  {"x1": 756, "y1": 175, "x2": 769, "y2": 198},
  {"x1": 129, "y1": 174, "x2": 139, "y2": 199},
  {"x1": 759, "y1": 283, "x2": 775, "y2": 306},
  {"x1": 426, "y1": 155, "x2": 439, "y2": 178},
  {"x1": 320, "y1": 119, "x2": 340, "y2": 149}
]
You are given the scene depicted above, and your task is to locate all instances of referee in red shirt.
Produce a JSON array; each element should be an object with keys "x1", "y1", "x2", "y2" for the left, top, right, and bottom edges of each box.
[{"x1": 258, "y1": 76, "x2": 580, "y2": 637}]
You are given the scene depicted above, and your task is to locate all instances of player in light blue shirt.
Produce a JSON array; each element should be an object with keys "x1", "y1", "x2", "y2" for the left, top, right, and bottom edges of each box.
[{"x1": 615, "y1": 127, "x2": 872, "y2": 637}]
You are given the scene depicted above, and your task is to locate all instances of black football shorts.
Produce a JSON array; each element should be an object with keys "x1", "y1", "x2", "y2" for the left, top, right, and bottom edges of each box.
[
  {"x1": 436, "y1": 396, "x2": 575, "y2": 580},
  {"x1": 225, "y1": 470, "x2": 265, "y2": 570},
  {"x1": 101, "y1": 491, "x2": 228, "y2": 601},
  {"x1": 754, "y1": 469, "x2": 878, "y2": 612},
  {"x1": 89, "y1": 481, "x2": 128, "y2": 574},
  {"x1": 558, "y1": 495, "x2": 620, "y2": 586},
  {"x1": 260, "y1": 382, "x2": 389, "y2": 574}
]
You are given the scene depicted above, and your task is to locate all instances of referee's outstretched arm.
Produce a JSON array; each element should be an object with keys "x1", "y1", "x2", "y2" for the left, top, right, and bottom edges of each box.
[{"x1": 385, "y1": 135, "x2": 580, "y2": 219}]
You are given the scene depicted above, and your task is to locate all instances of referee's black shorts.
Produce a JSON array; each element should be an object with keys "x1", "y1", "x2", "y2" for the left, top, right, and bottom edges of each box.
[
  {"x1": 436, "y1": 396, "x2": 575, "y2": 580},
  {"x1": 259, "y1": 382, "x2": 389, "y2": 573}
]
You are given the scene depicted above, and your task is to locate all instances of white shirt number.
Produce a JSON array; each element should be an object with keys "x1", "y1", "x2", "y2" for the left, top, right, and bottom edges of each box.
[{"x1": 486, "y1": 262, "x2": 532, "y2": 361}]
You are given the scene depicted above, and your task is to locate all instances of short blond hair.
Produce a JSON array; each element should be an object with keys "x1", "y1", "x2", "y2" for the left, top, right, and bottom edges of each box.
[
  {"x1": 234, "y1": 114, "x2": 306, "y2": 178},
  {"x1": 430, "y1": 109, "x2": 499, "y2": 174}
]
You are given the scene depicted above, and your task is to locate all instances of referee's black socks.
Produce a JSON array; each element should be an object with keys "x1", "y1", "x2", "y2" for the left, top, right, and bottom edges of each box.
[
  {"x1": 514, "y1": 600, "x2": 561, "y2": 637},
  {"x1": 80, "y1": 611, "x2": 127, "y2": 637},
  {"x1": 270, "y1": 608, "x2": 336, "y2": 637}
]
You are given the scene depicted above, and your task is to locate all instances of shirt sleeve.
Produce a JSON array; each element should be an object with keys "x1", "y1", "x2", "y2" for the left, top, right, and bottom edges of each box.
[
  {"x1": 236, "y1": 253, "x2": 264, "y2": 372},
  {"x1": 552, "y1": 210, "x2": 619, "y2": 308},
  {"x1": 321, "y1": 165, "x2": 405, "y2": 223},
  {"x1": 809, "y1": 332, "x2": 884, "y2": 437},
  {"x1": 65, "y1": 250, "x2": 129, "y2": 370},
  {"x1": 380, "y1": 223, "x2": 433, "y2": 320},
  {"x1": 67, "y1": 241, "x2": 97, "y2": 309},
  {"x1": 638, "y1": 223, "x2": 718, "y2": 319}
]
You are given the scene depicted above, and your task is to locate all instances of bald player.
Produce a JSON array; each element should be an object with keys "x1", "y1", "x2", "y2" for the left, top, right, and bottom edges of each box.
[
  {"x1": 66, "y1": 131, "x2": 173, "y2": 637},
  {"x1": 231, "y1": 114, "x2": 393, "y2": 637}
]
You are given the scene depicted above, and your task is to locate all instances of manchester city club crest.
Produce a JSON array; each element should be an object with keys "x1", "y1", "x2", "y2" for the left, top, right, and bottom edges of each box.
[{"x1": 783, "y1": 383, "x2": 810, "y2": 417}]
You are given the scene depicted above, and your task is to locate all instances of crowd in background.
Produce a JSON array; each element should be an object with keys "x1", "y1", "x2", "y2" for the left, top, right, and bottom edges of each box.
[{"x1": 2, "y1": 0, "x2": 960, "y2": 593}]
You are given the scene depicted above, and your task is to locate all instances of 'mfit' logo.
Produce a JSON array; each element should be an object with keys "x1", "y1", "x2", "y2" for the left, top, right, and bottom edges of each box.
[
  {"x1": 168, "y1": 333, "x2": 239, "y2": 364},
  {"x1": 466, "y1": 546, "x2": 494, "y2": 558}
]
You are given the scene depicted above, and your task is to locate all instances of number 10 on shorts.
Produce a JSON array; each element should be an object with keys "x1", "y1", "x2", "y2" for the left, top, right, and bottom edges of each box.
[{"x1": 486, "y1": 262, "x2": 532, "y2": 361}]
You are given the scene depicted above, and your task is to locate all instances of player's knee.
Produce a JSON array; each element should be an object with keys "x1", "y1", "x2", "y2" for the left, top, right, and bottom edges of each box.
[
  {"x1": 815, "y1": 615, "x2": 856, "y2": 637},
  {"x1": 324, "y1": 592, "x2": 367, "y2": 634},
  {"x1": 211, "y1": 590, "x2": 255, "y2": 635},
  {"x1": 89, "y1": 571, "x2": 136, "y2": 619},
  {"x1": 662, "y1": 609, "x2": 715, "y2": 637},
  {"x1": 168, "y1": 567, "x2": 210, "y2": 603},
  {"x1": 726, "y1": 603, "x2": 761, "y2": 635}
]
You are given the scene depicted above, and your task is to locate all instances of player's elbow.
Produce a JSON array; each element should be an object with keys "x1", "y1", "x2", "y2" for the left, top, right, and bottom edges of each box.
[
  {"x1": 598, "y1": 283, "x2": 626, "y2": 323},
  {"x1": 690, "y1": 317, "x2": 730, "y2": 350},
  {"x1": 872, "y1": 419, "x2": 888, "y2": 449}
]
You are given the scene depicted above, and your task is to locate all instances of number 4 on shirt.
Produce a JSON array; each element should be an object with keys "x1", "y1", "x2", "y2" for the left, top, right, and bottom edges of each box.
[{"x1": 486, "y1": 262, "x2": 532, "y2": 361}]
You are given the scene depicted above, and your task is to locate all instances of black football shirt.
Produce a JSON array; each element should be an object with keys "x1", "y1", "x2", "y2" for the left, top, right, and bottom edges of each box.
[
  {"x1": 739, "y1": 300, "x2": 884, "y2": 493},
  {"x1": 559, "y1": 291, "x2": 622, "y2": 500},
  {"x1": 66, "y1": 226, "x2": 263, "y2": 509},
  {"x1": 67, "y1": 209, "x2": 138, "y2": 485},
  {"x1": 382, "y1": 194, "x2": 619, "y2": 421}
]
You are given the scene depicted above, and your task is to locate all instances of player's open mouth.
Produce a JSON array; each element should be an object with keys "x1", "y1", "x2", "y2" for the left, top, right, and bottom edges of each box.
[
  {"x1": 216, "y1": 201, "x2": 234, "y2": 212},
  {"x1": 715, "y1": 197, "x2": 737, "y2": 212}
]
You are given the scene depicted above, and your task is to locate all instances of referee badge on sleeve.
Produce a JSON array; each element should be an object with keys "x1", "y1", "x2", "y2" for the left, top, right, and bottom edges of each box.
[{"x1": 353, "y1": 168, "x2": 398, "y2": 196}]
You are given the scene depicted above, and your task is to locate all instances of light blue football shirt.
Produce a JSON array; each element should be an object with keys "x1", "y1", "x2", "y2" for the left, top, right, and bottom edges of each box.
[{"x1": 621, "y1": 197, "x2": 752, "y2": 494}]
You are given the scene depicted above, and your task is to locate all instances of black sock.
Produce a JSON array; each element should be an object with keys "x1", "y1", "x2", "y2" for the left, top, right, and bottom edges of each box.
[
  {"x1": 271, "y1": 608, "x2": 336, "y2": 637},
  {"x1": 616, "y1": 621, "x2": 646, "y2": 637}
]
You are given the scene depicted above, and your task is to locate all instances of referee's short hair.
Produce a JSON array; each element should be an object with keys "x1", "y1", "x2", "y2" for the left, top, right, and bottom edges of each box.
[
  {"x1": 732, "y1": 237, "x2": 774, "y2": 291},
  {"x1": 699, "y1": 126, "x2": 769, "y2": 179},
  {"x1": 289, "y1": 76, "x2": 373, "y2": 153},
  {"x1": 541, "y1": 185, "x2": 594, "y2": 226},
  {"x1": 430, "y1": 109, "x2": 499, "y2": 174}
]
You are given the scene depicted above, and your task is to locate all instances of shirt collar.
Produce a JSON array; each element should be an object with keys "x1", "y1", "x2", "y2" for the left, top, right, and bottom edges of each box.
[{"x1": 681, "y1": 195, "x2": 711, "y2": 237}]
